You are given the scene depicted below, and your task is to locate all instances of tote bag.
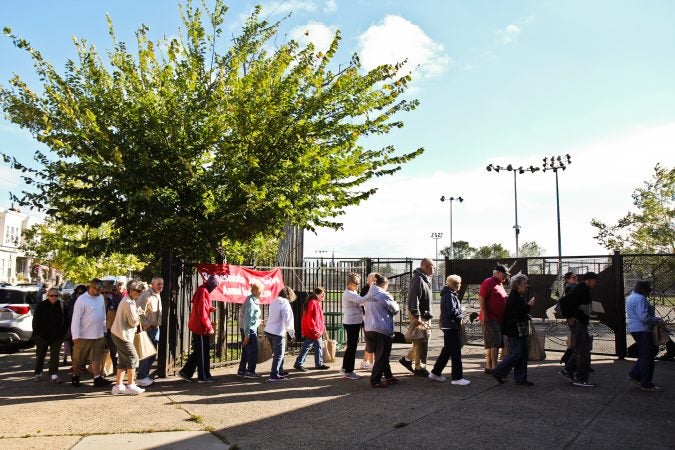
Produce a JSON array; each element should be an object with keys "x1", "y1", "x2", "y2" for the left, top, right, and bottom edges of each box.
[
  {"x1": 653, "y1": 324, "x2": 670, "y2": 346},
  {"x1": 322, "y1": 332, "x2": 337, "y2": 363},
  {"x1": 257, "y1": 334, "x2": 273, "y2": 364},
  {"x1": 527, "y1": 321, "x2": 546, "y2": 361},
  {"x1": 134, "y1": 330, "x2": 157, "y2": 361}
]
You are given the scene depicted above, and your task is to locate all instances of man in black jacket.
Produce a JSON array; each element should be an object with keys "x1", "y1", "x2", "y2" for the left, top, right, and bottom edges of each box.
[
  {"x1": 32, "y1": 287, "x2": 67, "y2": 383},
  {"x1": 560, "y1": 272, "x2": 599, "y2": 387},
  {"x1": 400, "y1": 258, "x2": 434, "y2": 376}
]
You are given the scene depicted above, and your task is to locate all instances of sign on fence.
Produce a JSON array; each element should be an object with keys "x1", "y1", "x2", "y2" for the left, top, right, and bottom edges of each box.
[{"x1": 196, "y1": 264, "x2": 285, "y2": 304}]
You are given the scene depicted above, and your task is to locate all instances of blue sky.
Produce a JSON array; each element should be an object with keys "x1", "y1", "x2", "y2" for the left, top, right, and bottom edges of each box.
[{"x1": 1, "y1": 0, "x2": 674, "y2": 258}]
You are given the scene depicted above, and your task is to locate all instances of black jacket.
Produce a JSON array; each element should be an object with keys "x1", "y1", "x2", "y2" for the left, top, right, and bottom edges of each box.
[
  {"x1": 560, "y1": 282, "x2": 592, "y2": 325},
  {"x1": 502, "y1": 290, "x2": 531, "y2": 337},
  {"x1": 439, "y1": 286, "x2": 462, "y2": 329},
  {"x1": 32, "y1": 299, "x2": 67, "y2": 341},
  {"x1": 407, "y1": 268, "x2": 432, "y2": 319}
]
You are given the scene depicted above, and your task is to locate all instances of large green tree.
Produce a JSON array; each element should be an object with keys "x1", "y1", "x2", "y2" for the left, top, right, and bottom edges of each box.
[
  {"x1": 591, "y1": 164, "x2": 674, "y2": 253},
  {"x1": 473, "y1": 243, "x2": 511, "y2": 259},
  {"x1": 518, "y1": 241, "x2": 545, "y2": 257},
  {"x1": 440, "y1": 240, "x2": 476, "y2": 259},
  {"x1": 1, "y1": 1, "x2": 422, "y2": 262}
]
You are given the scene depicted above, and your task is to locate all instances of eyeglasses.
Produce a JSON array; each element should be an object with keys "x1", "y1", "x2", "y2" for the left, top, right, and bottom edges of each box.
[
  {"x1": 132, "y1": 288, "x2": 143, "y2": 293},
  {"x1": 48, "y1": 294, "x2": 59, "y2": 298}
]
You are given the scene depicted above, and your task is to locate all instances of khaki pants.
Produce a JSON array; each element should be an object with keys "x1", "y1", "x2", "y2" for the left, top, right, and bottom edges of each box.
[{"x1": 406, "y1": 310, "x2": 430, "y2": 368}]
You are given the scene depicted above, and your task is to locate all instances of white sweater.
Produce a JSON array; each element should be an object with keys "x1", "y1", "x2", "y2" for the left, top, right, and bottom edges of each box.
[
  {"x1": 71, "y1": 292, "x2": 106, "y2": 340},
  {"x1": 264, "y1": 296, "x2": 295, "y2": 337}
]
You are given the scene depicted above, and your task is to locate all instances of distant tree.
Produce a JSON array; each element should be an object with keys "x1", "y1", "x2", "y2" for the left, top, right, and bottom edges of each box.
[
  {"x1": 0, "y1": 0, "x2": 422, "y2": 263},
  {"x1": 518, "y1": 241, "x2": 545, "y2": 257},
  {"x1": 473, "y1": 243, "x2": 510, "y2": 259},
  {"x1": 440, "y1": 240, "x2": 476, "y2": 259},
  {"x1": 591, "y1": 164, "x2": 674, "y2": 253}
]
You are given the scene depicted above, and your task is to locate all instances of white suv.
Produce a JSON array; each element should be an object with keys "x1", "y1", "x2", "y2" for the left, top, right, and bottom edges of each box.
[{"x1": 0, "y1": 286, "x2": 40, "y2": 345}]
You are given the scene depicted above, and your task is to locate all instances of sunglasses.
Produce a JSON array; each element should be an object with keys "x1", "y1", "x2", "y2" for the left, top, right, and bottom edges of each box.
[
  {"x1": 48, "y1": 294, "x2": 60, "y2": 298},
  {"x1": 132, "y1": 288, "x2": 144, "y2": 293}
]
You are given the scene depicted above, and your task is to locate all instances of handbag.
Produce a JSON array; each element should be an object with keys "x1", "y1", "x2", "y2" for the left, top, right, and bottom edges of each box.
[
  {"x1": 527, "y1": 321, "x2": 546, "y2": 361},
  {"x1": 322, "y1": 332, "x2": 337, "y2": 363},
  {"x1": 653, "y1": 324, "x2": 670, "y2": 346},
  {"x1": 257, "y1": 334, "x2": 273, "y2": 364},
  {"x1": 101, "y1": 349, "x2": 114, "y2": 376},
  {"x1": 404, "y1": 321, "x2": 431, "y2": 343},
  {"x1": 134, "y1": 330, "x2": 157, "y2": 361}
]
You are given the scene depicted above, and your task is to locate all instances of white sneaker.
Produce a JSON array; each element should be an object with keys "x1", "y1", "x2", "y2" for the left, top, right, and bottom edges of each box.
[
  {"x1": 342, "y1": 371, "x2": 360, "y2": 380},
  {"x1": 451, "y1": 378, "x2": 471, "y2": 386},
  {"x1": 125, "y1": 384, "x2": 145, "y2": 395},
  {"x1": 136, "y1": 377, "x2": 154, "y2": 387},
  {"x1": 428, "y1": 372, "x2": 446, "y2": 382},
  {"x1": 360, "y1": 361, "x2": 373, "y2": 370},
  {"x1": 111, "y1": 384, "x2": 126, "y2": 395}
]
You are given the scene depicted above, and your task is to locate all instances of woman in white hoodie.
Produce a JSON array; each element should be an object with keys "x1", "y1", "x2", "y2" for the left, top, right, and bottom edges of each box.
[{"x1": 264, "y1": 287, "x2": 297, "y2": 382}]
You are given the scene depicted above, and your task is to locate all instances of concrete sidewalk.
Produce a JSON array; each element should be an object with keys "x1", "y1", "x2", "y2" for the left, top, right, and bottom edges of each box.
[{"x1": 1, "y1": 337, "x2": 673, "y2": 449}]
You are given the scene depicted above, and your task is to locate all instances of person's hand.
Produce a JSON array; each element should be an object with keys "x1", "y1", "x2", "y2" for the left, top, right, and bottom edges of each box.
[
  {"x1": 528, "y1": 297, "x2": 536, "y2": 306},
  {"x1": 243, "y1": 335, "x2": 249, "y2": 346},
  {"x1": 73, "y1": 339, "x2": 79, "y2": 345},
  {"x1": 209, "y1": 329, "x2": 215, "y2": 335},
  {"x1": 567, "y1": 318, "x2": 577, "y2": 326}
]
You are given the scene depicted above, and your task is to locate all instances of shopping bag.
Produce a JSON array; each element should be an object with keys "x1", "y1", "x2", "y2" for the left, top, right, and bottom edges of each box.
[
  {"x1": 322, "y1": 332, "x2": 336, "y2": 363},
  {"x1": 527, "y1": 321, "x2": 546, "y2": 361},
  {"x1": 653, "y1": 324, "x2": 670, "y2": 346},
  {"x1": 257, "y1": 334, "x2": 273, "y2": 364},
  {"x1": 404, "y1": 321, "x2": 430, "y2": 343},
  {"x1": 134, "y1": 330, "x2": 157, "y2": 360},
  {"x1": 101, "y1": 349, "x2": 114, "y2": 376}
]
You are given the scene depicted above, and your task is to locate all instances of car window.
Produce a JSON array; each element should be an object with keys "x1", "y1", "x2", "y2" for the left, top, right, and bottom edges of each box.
[{"x1": 0, "y1": 290, "x2": 27, "y2": 304}]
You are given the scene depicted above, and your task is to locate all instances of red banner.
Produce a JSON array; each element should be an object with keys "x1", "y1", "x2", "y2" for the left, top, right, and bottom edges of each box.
[{"x1": 196, "y1": 264, "x2": 285, "y2": 304}]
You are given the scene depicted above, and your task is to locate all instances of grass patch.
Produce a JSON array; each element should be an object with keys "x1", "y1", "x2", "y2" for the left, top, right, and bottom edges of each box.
[{"x1": 186, "y1": 414, "x2": 204, "y2": 425}]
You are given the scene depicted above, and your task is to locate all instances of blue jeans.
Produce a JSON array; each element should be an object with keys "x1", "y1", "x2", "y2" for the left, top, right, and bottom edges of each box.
[
  {"x1": 493, "y1": 335, "x2": 528, "y2": 383},
  {"x1": 238, "y1": 329, "x2": 258, "y2": 374},
  {"x1": 294, "y1": 337, "x2": 323, "y2": 367},
  {"x1": 266, "y1": 332, "x2": 286, "y2": 376},
  {"x1": 137, "y1": 327, "x2": 159, "y2": 379},
  {"x1": 181, "y1": 334, "x2": 211, "y2": 380},
  {"x1": 629, "y1": 331, "x2": 657, "y2": 387},
  {"x1": 431, "y1": 328, "x2": 463, "y2": 380}
]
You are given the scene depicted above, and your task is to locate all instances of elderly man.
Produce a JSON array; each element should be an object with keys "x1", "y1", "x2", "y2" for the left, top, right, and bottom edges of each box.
[
  {"x1": 478, "y1": 265, "x2": 509, "y2": 375},
  {"x1": 400, "y1": 258, "x2": 435, "y2": 376},
  {"x1": 135, "y1": 276, "x2": 164, "y2": 387},
  {"x1": 71, "y1": 278, "x2": 112, "y2": 387},
  {"x1": 32, "y1": 287, "x2": 67, "y2": 383}
]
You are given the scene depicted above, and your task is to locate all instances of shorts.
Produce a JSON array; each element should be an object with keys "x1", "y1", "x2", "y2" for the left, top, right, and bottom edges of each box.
[
  {"x1": 482, "y1": 320, "x2": 503, "y2": 349},
  {"x1": 362, "y1": 323, "x2": 374, "y2": 353},
  {"x1": 112, "y1": 334, "x2": 139, "y2": 370},
  {"x1": 72, "y1": 337, "x2": 106, "y2": 366}
]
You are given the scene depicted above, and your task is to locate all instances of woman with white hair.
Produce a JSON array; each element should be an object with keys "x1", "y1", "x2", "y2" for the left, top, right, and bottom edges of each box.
[
  {"x1": 110, "y1": 279, "x2": 147, "y2": 395},
  {"x1": 238, "y1": 281, "x2": 263, "y2": 379},
  {"x1": 492, "y1": 273, "x2": 535, "y2": 386}
]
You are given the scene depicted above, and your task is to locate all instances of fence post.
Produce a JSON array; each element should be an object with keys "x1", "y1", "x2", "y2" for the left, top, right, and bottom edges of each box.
[
  {"x1": 613, "y1": 250, "x2": 627, "y2": 359},
  {"x1": 157, "y1": 248, "x2": 172, "y2": 378}
]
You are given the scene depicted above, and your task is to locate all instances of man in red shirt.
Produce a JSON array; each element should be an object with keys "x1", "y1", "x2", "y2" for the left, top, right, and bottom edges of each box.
[
  {"x1": 478, "y1": 265, "x2": 508, "y2": 374},
  {"x1": 178, "y1": 275, "x2": 219, "y2": 383}
]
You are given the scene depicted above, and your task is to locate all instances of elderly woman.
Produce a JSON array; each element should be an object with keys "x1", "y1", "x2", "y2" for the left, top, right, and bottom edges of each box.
[
  {"x1": 110, "y1": 279, "x2": 147, "y2": 395},
  {"x1": 238, "y1": 281, "x2": 263, "y2": 379},
  {"x1": 32, "y1": 287, "x2": 67, "y2": 383},
  {"x1": 428, "y1": 275, "x2": 470, "y2": 385},
  {"x1": 364, "y1": 274, "x2": 400, "y2": 388},
  {"x1": 626, "y1": 280, "x2": 664, "y2": 392},
  {"x1": 492, "y1": 273, "x2": 535, "y2": 386}
]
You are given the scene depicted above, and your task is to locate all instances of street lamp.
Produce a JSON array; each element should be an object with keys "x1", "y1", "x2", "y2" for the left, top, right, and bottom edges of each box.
[
  {"x1": 542, "y1": 154, "x2": 572, "y2": 281},
  {"x1": 440, "y1": 196, "x2": 463, "y2": 259},
  {"x1": 486, "y1": 163, "x2": 541, "y2": 257}
]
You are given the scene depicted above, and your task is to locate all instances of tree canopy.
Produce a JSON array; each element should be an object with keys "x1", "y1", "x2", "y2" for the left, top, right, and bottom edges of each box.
[
  {"x1": 591, "y1": 164, "x2": 674, "y2": 254},
  {"x1": 1, "y1": 0, "x2": 422, "y2": 262}
]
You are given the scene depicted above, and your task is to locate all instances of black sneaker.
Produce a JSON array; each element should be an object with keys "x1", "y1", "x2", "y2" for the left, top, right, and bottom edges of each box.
[
  {"x1": 315, "y1": 365, "x2": 330, "y2": 370},
  {"x1": 413, "y1": 368, "x2": 430, "y2": 377},
  {"x1": 399, "y1": 357, "x2": 414, "y2": 373},
  {"x1": 71, "y1": 375, "x2": 81, "y2": 387},
  {"x1": 93, "y1": 376, "x2": 113, "y2": 387},
  {"x1": 178, "y1": 371, "x2": 194, "y2": 383},
  {"x1": 492, "y1": 373, "x2": 506, "y2": 384},
  {"x1": 572, "y1": 379, "x2": 596, "y2": 387},
  {"x1": 294, "y1": 364, "x2": 308, "y2": 372},
  {"x1": 516, "y1": 380, "x2": 534, "y2": 386}
]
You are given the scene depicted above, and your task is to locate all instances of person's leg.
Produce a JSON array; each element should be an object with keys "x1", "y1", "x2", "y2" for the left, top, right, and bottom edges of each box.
[
  {"x1": 564, "y1": 323, "x2": 578, "y2": 376},
  {"x1": 294, "y1": 338, "x2": 313, "y2": 367},
  {"x1": 313, "y1": 338, "x2": 324, "y2": 367},
  {"x1": 195, "y1": 334, "x2": 207, "y2": 380},
  {"x1": 370, "y1": 333, "x2": 386, "y2": 385},
  {"x1": 574, "y1": 323, "x2": 591, "y2": 381},
  {"x1": 342, "y1": 324, "x2": 360, "y2": 373},
  {"x1": 431, "y1": 329, "x2": 452, "y2": 376},
  {"x1": 628, "y1": 332, "x2": 642, "y2": 381},
  {"x1": 247, "y1": 331, "x2": 259, "y2": 373},
  {"x1": 181, "y1": 335, "x2": 199, "y2": 377},
  {"x1": 512, "y1": 337, "x2": 528, "y2": 383},
  {"x1": 493, "y1": 336, "x2": 518, "y2": 379},
  {"x1": 382, "y1": 335, "x2": 394, "y2": 379},
  {"x1": 203, "y1": 335, "x2": 212, "y2": 379},
  {"x1": 267, "y1": 333, "x2": 283, "y2": 376},
  {"x1": 34, "y1": 336, "x2": 48, "y2": 376},
  {"x1": 419, "y1": 335, "x2": 429, "y2": 368},
  {"x1": 48, "y1": 339, "x2": 63, "y2": 377},
  {"x1": 448, "y1": 328, "x2": 463, "y2": 380},
  {"x1": 238, "y1": 329, "x2": 248, "y2": 374},
  {"x1": 89, "y1": 338, "x2": 105, "y2": 378},
  {"x1": 635, "y1": 331, "x2": 655, "y2": 387}
]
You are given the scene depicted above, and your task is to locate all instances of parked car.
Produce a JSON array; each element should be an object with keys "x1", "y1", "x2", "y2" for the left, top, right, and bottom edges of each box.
[{"x1": 0, "y1": 286, "x2": 40, "y2": 345}]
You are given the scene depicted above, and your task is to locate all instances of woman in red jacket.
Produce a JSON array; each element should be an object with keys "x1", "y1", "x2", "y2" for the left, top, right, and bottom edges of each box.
[
  {"x1": 293, "y1": 288, "x2": 330, "y2": 371},
  {"x1": 178, "y1": 275, "x2": 218, "y2": 383}
]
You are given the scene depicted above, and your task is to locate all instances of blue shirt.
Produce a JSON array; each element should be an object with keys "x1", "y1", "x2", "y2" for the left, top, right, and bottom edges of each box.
[{"x1": 626, "y1": 291, "x2": 659, "y2": 333}]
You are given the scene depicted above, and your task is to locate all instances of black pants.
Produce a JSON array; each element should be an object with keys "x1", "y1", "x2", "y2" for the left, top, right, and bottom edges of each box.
[
  {"x1": 342, "y1": 323, "x2": 362, "y2": 373},
  {"x1": 35, "y1": 336, "x2": 63, "y2": 376},
  {"x1": 431, "y1": 328, "x2": 463, "y2": 380},
  {"x1": 565, "y1": 322, "x2": 592, "y2": 381},
  {"x1": 181, "y1": 334, "x2": 212, "y2": 380},
  {"x1": 365, "y1": 331, "x2": 393, "y2": 385}
]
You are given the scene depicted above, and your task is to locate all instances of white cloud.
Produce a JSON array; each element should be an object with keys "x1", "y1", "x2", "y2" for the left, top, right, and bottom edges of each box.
[
  {"x1": 323, "y1": 0, "x2": 337, "y2": 13},
  {"x1": 290, "y1": 21, "x2": 337, "y2": 54},
  {"x1": 357, "y1": 15, "x2": 450, "y2": 79},
  {"x1": 495, "y1": 15, "x2": 534, "y2": 45},
  {"x1": 304, "y1": 122, "x2": 675, "y2": 259}
]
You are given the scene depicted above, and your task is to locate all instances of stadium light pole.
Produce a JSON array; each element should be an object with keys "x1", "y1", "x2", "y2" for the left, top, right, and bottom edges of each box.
[
  {"x1": 543, "y1": 154, "x2": 572, "y2": 281},
  {"x1": 439, "y1": 196, "x2": 463, "y2": 259},
  {"x1": 486, "y1": 163, "x2": 541, "y2": 257}
]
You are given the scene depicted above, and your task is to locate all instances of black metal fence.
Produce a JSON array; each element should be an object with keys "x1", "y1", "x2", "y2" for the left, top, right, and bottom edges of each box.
[{"x1": 156, "y1": 252, "x2": 674, "y2": 376}]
